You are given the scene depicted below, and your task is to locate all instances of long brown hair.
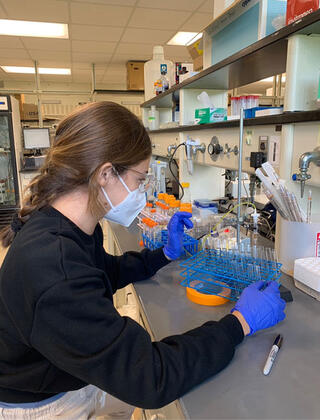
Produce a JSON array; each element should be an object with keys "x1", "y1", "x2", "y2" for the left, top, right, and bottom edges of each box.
[{"x1": 1, "y1": 101, "x2": 151, "y2": 247}]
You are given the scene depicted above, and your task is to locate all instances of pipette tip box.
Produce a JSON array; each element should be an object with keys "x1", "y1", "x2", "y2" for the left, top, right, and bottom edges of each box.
[{"x1": 294, "y1": 257, "x2": 320, "y2": 301}]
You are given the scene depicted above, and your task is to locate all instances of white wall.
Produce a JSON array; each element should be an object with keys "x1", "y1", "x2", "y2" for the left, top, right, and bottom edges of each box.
[{"x1": 2, "y1": 80, "x2": 144, "y2": 120}]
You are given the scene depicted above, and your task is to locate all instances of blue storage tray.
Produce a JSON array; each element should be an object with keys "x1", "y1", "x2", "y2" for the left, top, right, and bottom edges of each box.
[
  {"x1": 142, "y1": 230, "x2": 198, "y2": 256},
  {"x1": 180, "y1": 249, "x2": 282, "y2": 301}
]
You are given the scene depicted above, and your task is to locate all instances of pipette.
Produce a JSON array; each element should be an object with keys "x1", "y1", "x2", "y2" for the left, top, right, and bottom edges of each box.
[
  {"x1": 256, "y1": 168, "x2": 290, "y2": 219},
  {"x1": 307, "y1": 190, "x2": 312, "y2": 223}
]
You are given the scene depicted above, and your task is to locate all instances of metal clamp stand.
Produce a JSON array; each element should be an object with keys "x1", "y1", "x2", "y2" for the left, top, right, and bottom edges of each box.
[{"x1": 237, "y1": 108, "x2": 244, "y2": 246}]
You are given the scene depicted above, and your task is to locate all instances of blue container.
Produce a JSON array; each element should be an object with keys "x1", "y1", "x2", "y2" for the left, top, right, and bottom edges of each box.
[
  {"x1": 142, "y1": 230, "x2": 198, "y2": 257},
  {"x1": 244, "y1": 106, "x2": 272, "y2": 118},
  {"x1": 210, "y1": 0, "x2": 287, "y2": 66}
]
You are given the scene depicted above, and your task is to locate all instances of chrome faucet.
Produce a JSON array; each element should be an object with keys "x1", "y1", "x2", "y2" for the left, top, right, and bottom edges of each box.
[
  {"x1": 167, "y1": 144, "x2": 177, "y2": 156},
  {"x1": 292, "y1": 147, "x2": 320, "y2": 197}
]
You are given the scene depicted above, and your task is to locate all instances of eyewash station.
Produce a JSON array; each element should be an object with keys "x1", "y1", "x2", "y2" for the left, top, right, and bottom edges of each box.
[{"x1": 104, "y1": 8, "x2": 320, "y2": 420}]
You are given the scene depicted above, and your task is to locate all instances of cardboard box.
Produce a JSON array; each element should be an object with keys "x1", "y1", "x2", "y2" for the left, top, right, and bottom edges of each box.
[
  {"x1": 286, "y1": 0, "x2": 319, "y2": 24},
  {"x1": 187, "y1": 39, "x2": 203, "y2": 72},
  {"x1": 127, "y1": 61, "x2": 145, "y2": 91},
  {"x1": 192, "y1": 55, "x2": 203, "y2": 71},
  {"x1": 21, "y1": 103, "x2": 38, "y2": 120}
]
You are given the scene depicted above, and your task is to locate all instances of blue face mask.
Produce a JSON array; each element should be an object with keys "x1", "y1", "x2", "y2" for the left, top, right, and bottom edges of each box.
[{"x1": 102, "y1": 174, "x2": 146, "y2": 227}]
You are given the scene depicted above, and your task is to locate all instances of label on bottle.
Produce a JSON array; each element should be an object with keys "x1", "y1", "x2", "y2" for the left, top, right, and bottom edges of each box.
[
  {"x1": 160, "y1": 64, "x2": 167, "y2": 74},
  {"x1": 315, "y1": 232, "x2": 320, "y2": 256}
]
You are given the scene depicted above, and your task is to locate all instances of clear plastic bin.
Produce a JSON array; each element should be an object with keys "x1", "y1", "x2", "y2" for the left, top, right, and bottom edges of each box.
[{"x1": 278, "y1": 215, "x2": 320, "y2": 276}]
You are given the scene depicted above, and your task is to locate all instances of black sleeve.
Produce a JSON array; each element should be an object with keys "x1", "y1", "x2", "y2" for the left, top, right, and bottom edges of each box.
[
  {"x1": 103, "y1": 247, "x2": 170, "y2": 292},
  {"x1": 30, "y1": 276, "x2": 244, "y2": 409}
]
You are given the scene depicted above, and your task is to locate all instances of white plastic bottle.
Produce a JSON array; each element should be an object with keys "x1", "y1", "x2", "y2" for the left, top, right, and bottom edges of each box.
[
  {"x1": 148, "y1": 105, "x2": 159, "y2": 130},
  {"x1": 144, "y1": 46, "x2": 174, "y2": 101}
]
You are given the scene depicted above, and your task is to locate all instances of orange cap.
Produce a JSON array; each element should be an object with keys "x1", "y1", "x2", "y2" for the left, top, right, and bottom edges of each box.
[{"x1": 146, "y1": 202, "x2": 153, "y2": 208}]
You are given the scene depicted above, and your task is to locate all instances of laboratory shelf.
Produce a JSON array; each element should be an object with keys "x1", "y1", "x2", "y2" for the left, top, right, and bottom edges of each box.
[
  {"x1": 141, "y1": 9, "x2": 320, "y2": 109},
  {"x1": 147, "y1": 109, "x2": 320, "y2": 134}
]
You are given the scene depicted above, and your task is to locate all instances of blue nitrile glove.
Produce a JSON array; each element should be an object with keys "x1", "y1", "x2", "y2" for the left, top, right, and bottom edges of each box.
[
  {"x1": 231, "y1": 280, "x2": 286, "y2": 336},
  {"x1": 163, "y1": 211, "x2": 193, "y2": 260}
]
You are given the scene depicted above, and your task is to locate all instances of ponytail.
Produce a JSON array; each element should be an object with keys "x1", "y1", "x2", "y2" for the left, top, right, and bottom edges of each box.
[{"x1": 0, "y1": 101, "x2": 151, "y2": 248}]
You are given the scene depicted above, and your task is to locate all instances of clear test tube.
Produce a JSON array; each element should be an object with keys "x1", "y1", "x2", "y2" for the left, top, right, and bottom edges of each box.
[
  {"x1": 142, "y1": 218, "x2": 148, "y2": 239},
  {"x1": 150, "y1": 208, "x2": 157, "y2": 223}
]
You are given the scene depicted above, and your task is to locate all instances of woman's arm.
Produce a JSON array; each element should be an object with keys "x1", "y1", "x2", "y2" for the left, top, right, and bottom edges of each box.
[{"x1": 103, "y1": 247, "x2": 170, "y2": 293}]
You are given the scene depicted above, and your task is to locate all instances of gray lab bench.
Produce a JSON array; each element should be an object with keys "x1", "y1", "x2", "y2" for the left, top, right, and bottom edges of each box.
[{"x1": 109, "y1": 222, "x2": 320, "y2": 420}]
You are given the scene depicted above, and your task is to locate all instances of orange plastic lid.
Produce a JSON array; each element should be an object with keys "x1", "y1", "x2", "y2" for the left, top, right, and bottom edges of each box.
[
  {"x1": 150, "y1": 209, "x2": 156, "y2": 213},
  {"x1": 186, "y1": 281, "x2": 230, "y2": 306},
  {"x1": 146, "y1": 203, "x2": 153, "y2": 208}
]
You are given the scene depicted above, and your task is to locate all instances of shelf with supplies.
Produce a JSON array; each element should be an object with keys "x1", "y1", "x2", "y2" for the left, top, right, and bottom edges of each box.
[
  {"x1": 141, "y1": 9, "x2": 320, "y2": 110},
  {"x1": 147, "y1": 110, "x2": 320, "y2": 134}
]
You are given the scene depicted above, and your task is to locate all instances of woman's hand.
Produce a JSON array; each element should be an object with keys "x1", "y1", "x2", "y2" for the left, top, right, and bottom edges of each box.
[
  {"x1": 163, "y1": 212, "x2": 193, "y2": 260},
  {"x1": 231, "y1": 281, "x2": 286, "y2": 336}
]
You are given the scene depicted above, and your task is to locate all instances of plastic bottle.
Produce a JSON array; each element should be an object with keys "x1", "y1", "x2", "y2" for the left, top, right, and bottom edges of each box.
[
  {"x1": 181, "y1": 182, "x2": 191, "y2": 204},
  {"x1": 147, "y1": 105, "x2": 159, "y2": 130},
  {"x1": 144, "y1": 46, "x2": 174, "y2": 101}
]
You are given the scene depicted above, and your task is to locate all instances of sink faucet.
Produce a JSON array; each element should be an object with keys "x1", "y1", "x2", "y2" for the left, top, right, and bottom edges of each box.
[{"x1": 292, "y1": 147, "x2": 320, "y2": 197}]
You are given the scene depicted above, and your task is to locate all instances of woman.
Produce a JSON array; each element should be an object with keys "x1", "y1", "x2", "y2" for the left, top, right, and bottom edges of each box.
[{"x1": 0, "y1": 102, "x2": 286, "y2": 419}]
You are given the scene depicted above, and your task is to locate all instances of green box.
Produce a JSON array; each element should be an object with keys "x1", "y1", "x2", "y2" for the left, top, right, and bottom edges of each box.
[{"x1": 195, "y1": 107, "x2": 227, "y2": 124}]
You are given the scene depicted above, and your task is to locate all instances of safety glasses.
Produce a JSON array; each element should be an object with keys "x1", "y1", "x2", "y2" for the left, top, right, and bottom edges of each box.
[{"x1": 113, "y1": 166, "x2": 155, "y2": 193}]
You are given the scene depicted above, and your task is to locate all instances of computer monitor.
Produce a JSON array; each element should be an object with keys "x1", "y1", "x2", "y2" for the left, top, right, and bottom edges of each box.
[{"x1": 23, "y1": 128, "x2": 51, "y2": 150}]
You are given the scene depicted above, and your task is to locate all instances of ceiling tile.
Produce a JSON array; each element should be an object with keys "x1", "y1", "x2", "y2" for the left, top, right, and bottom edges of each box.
[
  {"x1": 36, "y1": 59, "x2": 72, "y2": 67},
  {"x1": 28, "y1": 49, "x2": 71, "y2": 61},
  {"x1": 179, "y1": 12, "x2": 212, "y2": 31},
  {"x1": 0, "y1": 58, "x2": 33, "y2": 66},
  {"x1": 72, "y1": 61, "x2": 94, "y2": 70},
  {"x1": 0, "y1": 4, "x2": 7, "y2": 18},
  {"x1": 2, "y1": 73, "x2": 35, "y2": 81},
  {"x1": 111, "y1": 53, "x2": 149, "y2": 64},
  {"x1": 72, "y1": 52, "x2": 111, "y2": 63},
  {"x1": 0, "y1": 48, "x2": 30, "y2": 58},
  {"x1": 40, "y1": 74, "x2": 72, "y2": 82},
  {"x1": 72, "y1": 40, "x2": 116, "y2": 54},
  {"x1": 116, "y1": 43, "x2": 153, "y2": 55},
  {"x1": 23, "y1": 38, "x2": 71, "y2": 51},
  {"x1": 137, "y1": 0, "x2": 204, "y2": 11},
  {"x1": 70, "y1": 24, "x2": 123, "y2": 42},
  {"x1": 198, "y1": 0, "x2": 214, "y2": 13},
  {"x1": 70, "y1": 3, "x2": 132, "y2": 26},
  {"x1": 0, "y1": 36, "x2": 24, "y2": 49},
  {"x1": 121, "y1": 28, "x2": 175, "y2": 44},
  {"x1": 1, "y1": 0, "x2": 69, "y2": 23},
  {"x1": 128, "y1": 7, "x2": 190, "y2": 30},
  {"x1": 72, "y1": 0, "x2": 136, "y2": 5}
]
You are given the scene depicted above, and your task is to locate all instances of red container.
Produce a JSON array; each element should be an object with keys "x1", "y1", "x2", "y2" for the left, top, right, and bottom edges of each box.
[{"x1": 286, "y1": 0, "x2": 319, "y2": 25}]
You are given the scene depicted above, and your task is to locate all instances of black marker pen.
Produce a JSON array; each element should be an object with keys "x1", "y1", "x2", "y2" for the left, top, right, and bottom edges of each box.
[{"x1": 263, "y1": 334, "x2": 283, "y2": 375}]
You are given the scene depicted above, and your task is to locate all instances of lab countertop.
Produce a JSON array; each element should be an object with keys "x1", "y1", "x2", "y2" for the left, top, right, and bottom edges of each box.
[{"x1": 109, "y1": 222, "x2": 320, "y2": 420}]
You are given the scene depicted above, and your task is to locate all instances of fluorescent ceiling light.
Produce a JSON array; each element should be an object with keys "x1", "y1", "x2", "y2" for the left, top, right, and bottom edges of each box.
[
  {"x1": 167, "y1": 32, "x2": 202, "y2": 46},
  {"x1": 0, "y1": 19, "x2": 68, "y2": 39},
  {"x1": 1, "y1": 66, "x2": 71, "y2": 75}
]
